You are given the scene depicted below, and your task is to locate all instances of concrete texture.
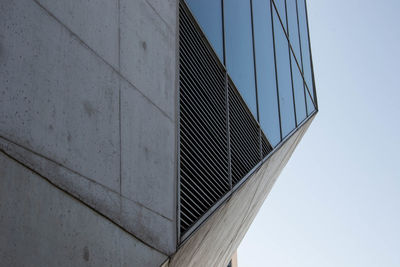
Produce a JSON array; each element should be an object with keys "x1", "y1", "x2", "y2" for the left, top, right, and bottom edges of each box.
[
  {"x1": 0, "y1": 0, "x2": 178, "y2": 257},
  {"x1": 120, "y1": 0, "x2": 177, "y2": 119},
  {"x1": 35, "y1": 0, "x2": 120, "y2": 69},
  {"x1": 145, "y1": 0, "x2": 177, "y2": 30},
  {"x1": 0, "y1": 0, "x2": 121, "y2": 193},
  {"x1": 0, "y1": 151, "x2": 168, "y2": 267},
  {"x1": 168, "y1": 117, "x2": 315, "y2": 267},
  {"x1": 121, "y1": 81, "x2": 176, "y2": 221},
  {"x1": 0, "y1": 135, "x2": 176, "y2": 255}
]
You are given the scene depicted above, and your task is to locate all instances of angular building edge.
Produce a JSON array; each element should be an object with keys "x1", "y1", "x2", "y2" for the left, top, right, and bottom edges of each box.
[
  {"x1": 0, "y1": 0, "x2": 318, "y2": 265},
  {"x1": 168, "y1": 114, "x2": 315, "y2": 267},
  {"x1": 0, "y1": 112, "x2": 315, "y2": 266}
]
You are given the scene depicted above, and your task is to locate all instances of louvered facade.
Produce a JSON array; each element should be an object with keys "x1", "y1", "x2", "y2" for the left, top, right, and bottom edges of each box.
[
  {"x1": 178, "y1": 0, "x2": 317, "y2": 243},
  {"x1": 0, "y1": 0, "x2": 317, "y2": 266}
]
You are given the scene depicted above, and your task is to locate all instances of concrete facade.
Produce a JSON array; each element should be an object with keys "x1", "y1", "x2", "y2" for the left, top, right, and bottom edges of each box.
[
  {"x1": 0, "y1": 0, "x2": 178, "y2": 258},
  {"x1": 0, "y1": 151, "x2": 168, "y2": 267}
]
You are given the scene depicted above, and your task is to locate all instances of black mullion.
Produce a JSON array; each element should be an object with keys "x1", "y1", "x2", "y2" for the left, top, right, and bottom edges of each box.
[
  {"x1": 250, "y1": 0, "x2": 260, "y2": 123},
  {"x1": 222, "y1": 0, "x2": 226, "y2": 66},
  {"x1": 285, "y1": 0, "x2": 298, "y2": 127},
  {"x1": 295, "y1": 0, "x2": 308, "y2": 116},
  {"x1": 272, "y1": 0, "x2": 312, "y2": 106},
  {"x1": 270, "y1": 0, "x2": 283, "y2": 141},
  {"x1": 221, "y1": 1, "x2": 231, "y2": 190},
  {"x1": 303, "y1": 0, "x2": 318, "y2": 110}
]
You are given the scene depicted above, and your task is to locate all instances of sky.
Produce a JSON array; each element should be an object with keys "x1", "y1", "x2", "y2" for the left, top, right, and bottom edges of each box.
[{"x1": 238, "y1": 0, "x2": 400, "y2": 266}]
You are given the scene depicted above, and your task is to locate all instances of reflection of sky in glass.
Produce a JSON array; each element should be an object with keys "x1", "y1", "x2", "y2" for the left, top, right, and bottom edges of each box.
[
  {"x1": 286, "y1": 0, "x2": 301, "y2": 61},
  {"x1": 305, "y1": 84, "x2": 315, "y2": 115},
  {"x1": 185, "y1": 0, "x2": 224, "y2": 61},
  {"x1": 297, "y1": 0, "x2": 315, "y2": 106},
  {"x1": 240, "y1": 0, "x2": 400, "y2": 266},
  {"x1": 185, "y1": 0, "x2": 317, "y2": 146},
  {"x1": 291, "y1": 53, "x2": 307, "y2": 123},
  {"x1": 273, "y1": 0, "x2": 287, "y2": 31},
  {"x1": 253, "y1": 0, "x2": 281, "y2": 146},
  {"x1": 224, "y1": 0, "x2": 258, "y2": 117},
  {"x1": 273, "y1": 9, "x2": 296, "y2": 137}
]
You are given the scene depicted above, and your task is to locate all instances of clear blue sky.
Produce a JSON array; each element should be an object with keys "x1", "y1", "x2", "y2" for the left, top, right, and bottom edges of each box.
[{"x1": 238, "y1": 0, "x2": 400, "y2": 266}]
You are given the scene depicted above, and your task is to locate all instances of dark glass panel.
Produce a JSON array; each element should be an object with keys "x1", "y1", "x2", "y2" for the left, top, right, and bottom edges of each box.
[
  {"x1": 224, "y1": 0, "x2": 258, "y2": 117},
  {"x1": 185, "y1": 0, "x2": 224, "y2": 61},
  {"x1": 297, "y1": 0, "x2": 316, "y2": 113},
  {"x1": 253, "y1": 0, "x2": 281, "y2": 146},
  {"x1": 273, "y1": 9, "x2": 295, "y2": 137},
  {"x1": 291, "y1": 53, "x2": 307, "y2": 123}
]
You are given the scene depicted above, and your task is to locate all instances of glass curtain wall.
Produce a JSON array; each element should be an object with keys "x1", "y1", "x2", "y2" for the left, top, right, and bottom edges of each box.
[
  {"x1": 253, "y1": 0, "x2": 280, "y2": 146},
  {"x1": 184, "y1": 0, "x2": 224, "y2": 61},
  {"x1": 224, "y1": 0, "x2": 258, "y2": 117},
  {"x1": 286, "y1": 0, "x2": 307, "y2": 123},
  {"x1": 185, "y1": 0, "x2": 316, "y2": 146},
  {"x1": 297, "y1": 0, "x2": 316, "y2": 115}
]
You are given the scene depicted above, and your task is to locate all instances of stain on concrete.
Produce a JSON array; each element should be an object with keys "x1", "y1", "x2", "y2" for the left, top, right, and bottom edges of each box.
[
  {"x1": 83, "y1": 101, "x2": 97, "y2": 117},
  {"x1": 141, "y1": 41, "x2": 147, "y2": 51},
  {"x1": 83, "y1": 246, "x2": 90, "y2": 262}
]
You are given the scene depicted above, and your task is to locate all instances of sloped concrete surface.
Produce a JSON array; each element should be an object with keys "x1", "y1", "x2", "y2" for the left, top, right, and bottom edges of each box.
[
  {"x1": 0, "y1": 0, "x2": 121, "y2": 193},
  {"x1": 169, "y1": 117, "x2": 315, "y2": 267},
  {"x1": 0, "y1": 151, "x2": 168, "y2": 267}
]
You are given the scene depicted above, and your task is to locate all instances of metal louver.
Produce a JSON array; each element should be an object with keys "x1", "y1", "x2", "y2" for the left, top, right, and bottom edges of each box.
[
  {"x1": 178, "y1": 0, "x2": 273, "y2": 240},
  {"x1": 228, "y1": 78, "x2": 261, "y2": 186}
]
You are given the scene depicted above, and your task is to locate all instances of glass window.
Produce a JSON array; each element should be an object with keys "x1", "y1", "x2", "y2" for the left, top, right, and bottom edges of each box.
[
  {"x1": 185, "y1": 0, "x2": 224, "y2": 62},
  {"x1": 286, "y1": 0, "x2": 301, "y2": 61},
  {"x1": 273, "y1": 0, "x2": 287, "y2": 31},
  {"x1": 291, "y1": 53, "x2": 307, "y2": 123},
  {"x1": 253, "y1": 0, "x2": 281, "y2": 146},
  {"x1": 273, "y1": 9, "x2": 295, "y2": 137},
  {"x1": 297, "y1": 0, "x2": 316, "y2": 114},
  {"x1": 224, "y1": 0, "x2": 258, "y2": 117},
  {"x1": 286, "y1": 0, "x2": 307, "y2": 124},
  {"x1": 305, "y1": 83, "x2": 315, "y2": 114}
]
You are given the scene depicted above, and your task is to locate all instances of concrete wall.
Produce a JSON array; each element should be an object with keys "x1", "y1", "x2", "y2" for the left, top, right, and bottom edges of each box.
[
  {"x1": 168, "y1": 117, "x2": 315, "y2": 267},
  {"x1": 0, "y1": 0, "x2": 178, "y2": 256},
  {"x1": 0, "y1": 151, "x2": 168, "y2": 267}
]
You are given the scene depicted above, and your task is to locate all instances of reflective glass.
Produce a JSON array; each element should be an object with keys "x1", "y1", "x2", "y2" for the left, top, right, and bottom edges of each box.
[
  {"x1": 305, "y1": 84, "x2": 315, "y2": 114},
  {"x1": 273, "y1": 0, "x2": 287, "y2": 31},
  {"x1": 273, "y1": 9, "x2": 295, "y2": 137},
  {"x1": 185, "y1": 0, "x2": 224, "y2": 61},
  {"x1": 297, "y1": 0, "x2": 316, "y2": 114},
  {"x1": 253, "y1": 0, "x2": 281, "y2": 146},
  {"x1": 286, "y1": 0, "x2": 301, "y2": 61},
  {"x1": 224, "y1": 0, "x2": 258, "y2": 117},
  {"x1": 291, "y1": 53, "x2": 307, "y2": 123}
]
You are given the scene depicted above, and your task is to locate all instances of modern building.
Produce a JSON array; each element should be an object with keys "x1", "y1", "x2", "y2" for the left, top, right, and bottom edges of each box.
[{"x1": 0, "y1": 0, "x2": 317, "y2": 266}]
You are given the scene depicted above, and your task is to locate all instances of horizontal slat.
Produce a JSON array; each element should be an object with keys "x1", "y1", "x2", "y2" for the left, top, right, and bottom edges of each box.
[
  {"x1": 228, "y1": 81, "x2": 261, "y2": 185},
  {"x1": 178, "y1": 0, "x2": 275, "y2": 237}
]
